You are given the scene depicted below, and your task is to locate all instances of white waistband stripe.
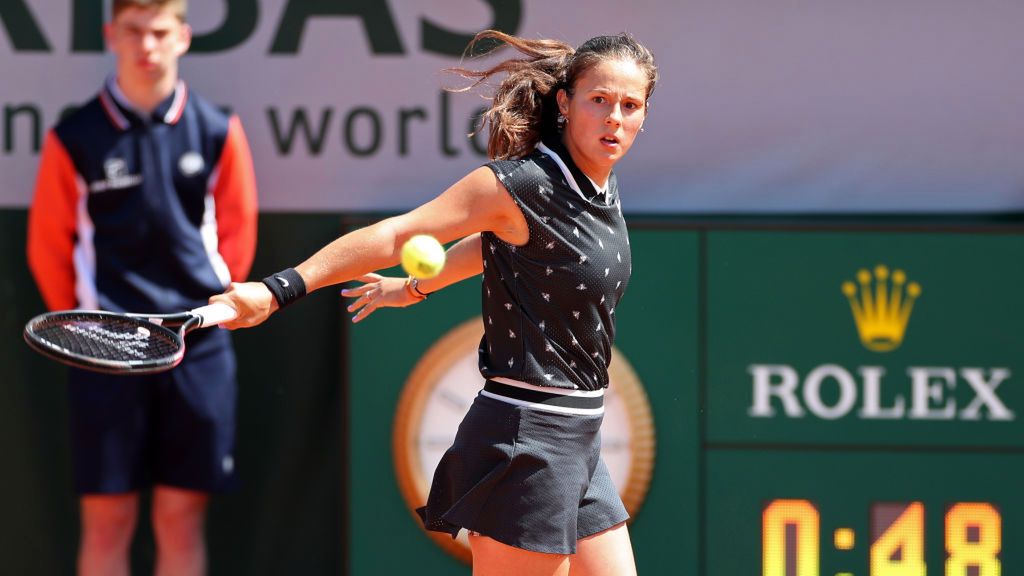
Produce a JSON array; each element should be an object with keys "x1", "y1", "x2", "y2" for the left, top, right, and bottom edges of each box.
[{"x1": 480, "y1": 390, "x2": 606, "y2": 415}]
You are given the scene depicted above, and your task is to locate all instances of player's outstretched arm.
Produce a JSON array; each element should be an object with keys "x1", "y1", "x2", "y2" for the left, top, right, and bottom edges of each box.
[
  {"x1": 342, "y1": 233, "x2": 484, "y2": 323},
  {"x1": 211, "y1": 167, "x2": 526, "y2": 330},
  {"x1": 294, "y1": 167, "x2": 523, "y2": 293}
]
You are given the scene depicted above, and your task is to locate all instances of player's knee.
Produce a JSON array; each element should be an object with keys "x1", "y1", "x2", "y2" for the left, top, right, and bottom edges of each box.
[
  {"x1": 152, "y1": 512, "x2": 204, "y2": 552},
  {"x1": 81, "y1": 501, "x2": 138, "y2": 551},
  {"x1": 151, "y1": 491, "x2": 208, "y2": 548}
]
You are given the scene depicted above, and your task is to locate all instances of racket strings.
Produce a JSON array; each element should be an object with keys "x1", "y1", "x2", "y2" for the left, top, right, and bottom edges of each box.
[{"x1": 32, "y1": 314, "x2": 180, "y2": 362}]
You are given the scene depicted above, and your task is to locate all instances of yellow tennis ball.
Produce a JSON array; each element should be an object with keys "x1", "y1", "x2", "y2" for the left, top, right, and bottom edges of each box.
[{"x1": 401, "y1": 234, "x2": 446, "y2": 279}]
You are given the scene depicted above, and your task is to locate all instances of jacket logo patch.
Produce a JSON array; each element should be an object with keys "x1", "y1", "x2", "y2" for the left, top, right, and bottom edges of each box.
[
  {"x1": 89, "y1": 158, "x2": 142, "y2": 193},
  {"x1": 178, "y1": 152, "x2": 205, "y2": 177}
]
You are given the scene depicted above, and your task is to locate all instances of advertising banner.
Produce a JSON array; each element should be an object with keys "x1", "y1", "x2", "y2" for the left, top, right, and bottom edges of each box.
[
  {"x1": 3, "y1": 0, "x2": 1024, "y2": 213},
  {"x1": 706, "y1": 231, "x2": 1024, "y2": 447}
]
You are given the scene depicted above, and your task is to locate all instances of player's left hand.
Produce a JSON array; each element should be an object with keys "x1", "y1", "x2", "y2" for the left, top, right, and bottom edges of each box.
[{"x1": 342, "y1": 273, "x2": 421, "y2": 323}]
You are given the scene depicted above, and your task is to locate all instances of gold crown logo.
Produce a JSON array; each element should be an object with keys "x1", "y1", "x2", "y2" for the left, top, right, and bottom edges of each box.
[{"x1": 842, "y1": 265, "x2": 921, "y2": 352}]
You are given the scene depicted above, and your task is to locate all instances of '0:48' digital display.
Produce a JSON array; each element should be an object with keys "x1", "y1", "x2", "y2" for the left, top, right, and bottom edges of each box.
[{"x1": 764, "y1": 499, "x2": 1002, "y2": 575}]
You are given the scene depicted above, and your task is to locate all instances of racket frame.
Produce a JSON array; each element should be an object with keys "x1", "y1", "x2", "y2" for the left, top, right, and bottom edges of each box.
[{"x1": 23, "y1": 304, "x2": 232, "y2": 375}]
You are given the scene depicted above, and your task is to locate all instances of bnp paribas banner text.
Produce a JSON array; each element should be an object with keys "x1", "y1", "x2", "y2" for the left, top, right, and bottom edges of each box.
[{"x1": 2, "y1": 0, "x2": 1023, "y2": 213}]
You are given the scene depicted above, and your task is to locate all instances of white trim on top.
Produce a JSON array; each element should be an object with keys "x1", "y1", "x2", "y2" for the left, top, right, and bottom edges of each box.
[{"x1": 536, "y1": 142, "x2": 611, "y2": 205}]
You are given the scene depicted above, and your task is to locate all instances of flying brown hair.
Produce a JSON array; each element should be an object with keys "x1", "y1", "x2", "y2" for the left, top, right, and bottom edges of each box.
[{"x1": 450, "y1": 30, "x2": 658, "y2": 160}]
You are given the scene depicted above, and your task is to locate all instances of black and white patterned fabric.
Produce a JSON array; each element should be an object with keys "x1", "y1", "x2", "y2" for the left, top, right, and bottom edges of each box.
[
  {"x1": 419, "y1": 141, "x2": 635, "y2": 552},
  {"x1": 479, "y1": 138, "x2": 632, "y2": 391}
]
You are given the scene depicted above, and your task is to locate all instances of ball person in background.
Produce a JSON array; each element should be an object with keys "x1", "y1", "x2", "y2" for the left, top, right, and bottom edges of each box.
[
  {"x1": 26, "y1": 1, "x2": 258, "y2": 574},
  {"x1": 213, "y1": 30, "x2": 655, "y2": 576}
]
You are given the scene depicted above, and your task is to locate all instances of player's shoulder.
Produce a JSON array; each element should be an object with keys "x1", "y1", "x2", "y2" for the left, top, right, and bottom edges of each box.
[{"x1": 486, "y1": 148, "x2": 554, "y2": 185}]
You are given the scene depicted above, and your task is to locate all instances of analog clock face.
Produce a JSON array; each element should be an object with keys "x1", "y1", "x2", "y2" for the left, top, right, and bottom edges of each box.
[{"x1": 393, "y1": 317, "x2": 656, "y2": 563}]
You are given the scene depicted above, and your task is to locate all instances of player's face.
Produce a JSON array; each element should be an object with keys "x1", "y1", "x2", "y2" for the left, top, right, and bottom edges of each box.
[
  {"x1": 558, "y1": 58, "x2": 649, "y2": 185},
  {"x1": 106, "y1": 7, "x2": 191, "y2": 85}
]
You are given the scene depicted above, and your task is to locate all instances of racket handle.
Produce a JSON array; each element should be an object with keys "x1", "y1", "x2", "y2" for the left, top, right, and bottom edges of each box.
[{"x1": 192, "y1": 303, "x2": 238, "y2": 328}]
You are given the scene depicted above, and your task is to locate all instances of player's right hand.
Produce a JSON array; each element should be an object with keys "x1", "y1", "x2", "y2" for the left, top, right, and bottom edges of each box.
[{"x1": 210, "y1": 281, "x2": 278, "y2": 329}]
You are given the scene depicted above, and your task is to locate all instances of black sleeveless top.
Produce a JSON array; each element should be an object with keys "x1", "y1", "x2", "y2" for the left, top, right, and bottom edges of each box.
[{"x1": 478, "y1": 138, "x2": 632, "y2": 391}]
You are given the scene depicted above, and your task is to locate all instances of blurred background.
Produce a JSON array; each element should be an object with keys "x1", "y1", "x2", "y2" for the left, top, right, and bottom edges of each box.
[{"x1": 1, "y1": 0, "x2": 1021, "y2": 574}]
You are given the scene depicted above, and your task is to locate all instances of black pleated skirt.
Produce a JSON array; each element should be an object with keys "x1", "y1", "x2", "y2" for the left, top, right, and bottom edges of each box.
[{"x1": 417, "y1": 391, "x2": 629, "y2": 554}]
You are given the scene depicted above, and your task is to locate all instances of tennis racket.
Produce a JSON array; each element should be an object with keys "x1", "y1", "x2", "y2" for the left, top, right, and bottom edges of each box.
[{"x1": 23, "y1": 303, "x2": 237, "y2": 375}]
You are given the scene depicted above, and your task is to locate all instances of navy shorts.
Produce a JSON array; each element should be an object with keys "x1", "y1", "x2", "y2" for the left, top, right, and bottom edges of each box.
[
  {"x1": 68, "y1": 328, "x2": 238, "y2": 495},
  {"x1": 417, "y1": 381, "x2": 629, "y2": 554}
]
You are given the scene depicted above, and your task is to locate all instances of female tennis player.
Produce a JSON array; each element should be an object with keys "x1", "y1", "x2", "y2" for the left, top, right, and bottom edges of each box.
[{"x1": 213, "y1": 30, "x2": 656, "y2": 576}]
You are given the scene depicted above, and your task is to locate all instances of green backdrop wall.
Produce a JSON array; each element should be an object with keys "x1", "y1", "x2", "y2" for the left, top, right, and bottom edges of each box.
[{"x1": 1, "y1": 209, "x2": 1021, "y2": 575}]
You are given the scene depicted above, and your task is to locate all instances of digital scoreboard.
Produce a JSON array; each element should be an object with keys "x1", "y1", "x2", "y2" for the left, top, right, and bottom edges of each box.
[
  {"x1": 707, "y1": 449, "x2": 1016, "y2": 575},
  {"x1": 704, "y1": 231, "x2": 1023, "y2": 575},
  {"x1": 762, "y1": 499, "x2": 1001, "y2": 576}
]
